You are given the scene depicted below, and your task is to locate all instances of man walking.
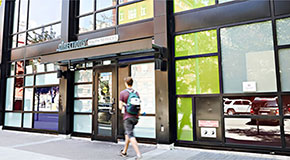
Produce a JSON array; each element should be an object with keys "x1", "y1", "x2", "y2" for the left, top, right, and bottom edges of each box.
[{"x1": 119, "y1": 77, "x2": 142, "y2": 159}]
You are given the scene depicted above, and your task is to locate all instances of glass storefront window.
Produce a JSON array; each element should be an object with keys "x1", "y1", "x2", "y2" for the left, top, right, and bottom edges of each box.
[
  {"x1": 34, "y1": 113, "x2": 58, "y2": 131},
  {"x1": 79, "y1": 15, "x2": 94, "y2": 34},
  {"x1": 276, "y1": 17, "x2": 290, "y2": 46},
  {"x1": 26, "y1": 65, "x2": 33, "y2": 74},
  {"x1": 119, "y1": 0, "x2": 136, "y2": 4},
  {"x1": 12, "y1": 35, "x2": 17, "y2": 48},
  {"x1": 27, "y1": 24, "x2": 61, "y2": 45},
  {"x1": 36, "y1": 64, "x2": 45, "y2": 73},
  {"x1": 14, "y1": 76, "x2": 24, "y2": 111},
  {"x1": 25, "y1": 76, "x2": 34, "y2": 86},
  {"x1": 75, "y1": 70, "x2": 93, "y2": 83},
  {"x1": 23, "y1": 113, "x2": 33, "y2": 128},
  {"x1": 177, "y1": 97, "x2": 193, "y2": 141},
  {"x1": 118, "y1": 0, "x2": 154, "y2": 25},
  {"x1": 96, "y1": 9, "x2": 116, "y2": 30},
  {"x1": 13, "y1": 0, "x2": 20, "y2": 33},
  {"x1": 174, "y1": 0, "x2": 215, "y2": 13},
  {"x1": 10, "y1": 62, "x2": 16, "y2": 76},
  {"x1": 131, "y1": 63, "x2": 155, "y2": 114},
  {"x1": 225, "y1": 118, "x2": 281, "y2": 146},
  {"x1": 96, "y1": 0, "x2": 116, "y2": 10},
  {"x1": 12, "y1": 0, "x2": 61, "y2": 47},
  {"x1": 73, "y1": 114, "x2": 92, "y2": 133},
  {"x1": 17, "y1": 33, "x2": 26, "y2": 47},
  {"x1": 46, "y1": 63, "x2": 58, "y2": 72},
  {"x1": 4, "y1": 112, "x2": 22, "y2": 127},
  {"x1": 26, "y1": 59, "x2": 40, "y2": 74},
  {"x1": 16, "y1": 61, "x2": 24, "y2": 75},
  {"x1": 223, "y1": 96, "x2": 279, "y2": 116},
  {"x1": 79, "y1": 0, "x2": 94, "y2": 15},
  {"x1": 34, "y1": 87, "x2": 59, "y2": 112},
  {"x1": 283, "y1": 96, "x2": 290, "y2": 116},
  {"x1": 18, "y1": 0, "x2": 28, "y2": 32},
  {"x1": 74, "y1": 100, "x2": 92, "y2": 113},
  {"x1": 5, "y1": 78, "x2": 15, "y2": 111},
  {"x1": 279, "y1": 49, "x2": 290, "y2": 92},
  {"x1": 24, "y1": 88, "x2": 33, "y2": 111},
  {"x1": 74, "y1": 84, "x2": 93, "y2": 98},
  {"x1": 28, "y1": 0, "x2": 62, "y2": 29},
  {"x1": 176, "y1": 56, "x2": 220, "y2": 95},
  {"x1": 221, "y1": 21, "x2": 277, "y2": 93},
  {"x1": 175, "y1": 30, "x2": 218, "y2": 57},
  {"x1": 285, "y1": 119, "x2": 290, "y2": 148},
  {"x1": 134, "y1": 116, "x2": 156, "y2": 138},
  {"x1": 35, "y1": 73, "x2": 59, "y2": 85}
]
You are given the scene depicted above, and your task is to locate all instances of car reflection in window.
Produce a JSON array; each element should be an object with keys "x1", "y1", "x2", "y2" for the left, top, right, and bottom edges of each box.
[
  {"x1": 251, "y1": 97, "x2": 279, "y2": 116},
  {"x1": 224, "y1": 98, "x2": 252, "y2": 115}
]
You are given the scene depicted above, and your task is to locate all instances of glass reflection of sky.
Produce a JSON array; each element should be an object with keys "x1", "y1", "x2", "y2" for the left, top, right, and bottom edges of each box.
[{"x1": 29, "y1": 0, "x2": 61, "y2": 29}]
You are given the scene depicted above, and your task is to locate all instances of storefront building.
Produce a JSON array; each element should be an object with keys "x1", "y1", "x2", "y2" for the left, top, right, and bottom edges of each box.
[
  {"x1": 0, "y1": 0, "x2": 172, "y2": 144},
  {"x1": 0, "y1": 0, "x2": 290, "y2": 155},
  {"x1": 172, "y1": 0, "x2": 290, "y2": 154}
]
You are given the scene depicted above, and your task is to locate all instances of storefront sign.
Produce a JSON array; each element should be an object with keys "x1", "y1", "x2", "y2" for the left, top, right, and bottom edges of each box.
[
  {"x1": 243, "y1": 81, "x2": 256, "y2": 92},
  {"x1": 57, "y1": 39, "x2": 88, "y2": 52},
  {"x1": 87, "y1": 35, "x2": 119, "y2": 46},
  {"x1": 198, "y1": 120, "x2": 219, "y2": 128},
  {"x1": 201, "y1": 127, "x2": 217, "y2": 138},
  {"x1": 56, "y1": 35, "x2": 119, "y2": 52}
]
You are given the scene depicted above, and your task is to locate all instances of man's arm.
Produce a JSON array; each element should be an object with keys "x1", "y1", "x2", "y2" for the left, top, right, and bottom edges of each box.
[{"x1": 119, "y1": 100, "x2": 124, "y2": 110}]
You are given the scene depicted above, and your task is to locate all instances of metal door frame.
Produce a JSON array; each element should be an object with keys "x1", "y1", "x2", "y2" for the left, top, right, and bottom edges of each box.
[{"x1": 92, "y1": 65, "x2": 118, "y2": 142}]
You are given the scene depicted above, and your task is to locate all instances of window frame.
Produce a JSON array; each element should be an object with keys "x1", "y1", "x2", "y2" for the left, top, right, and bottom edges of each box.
[
  {"x1": 11, "y1": 0, "x2": 62, "y2": 48},
  {"x1": 4, "y1": 59, "x2": 60, "y2": 131}
]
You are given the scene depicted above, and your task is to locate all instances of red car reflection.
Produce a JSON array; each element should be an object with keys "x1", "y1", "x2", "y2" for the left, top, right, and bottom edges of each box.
[{"x1": 251, "y1": 97, "x2": 279, "y2": 116}]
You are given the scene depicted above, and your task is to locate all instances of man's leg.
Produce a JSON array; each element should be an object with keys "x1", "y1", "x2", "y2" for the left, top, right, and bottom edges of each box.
[
  {"x1": 130, "y1": 137, "x2": 141, "y2": 157},
  {"x1": 122, "y1": 134, "x2": 130, "y2": 154}
]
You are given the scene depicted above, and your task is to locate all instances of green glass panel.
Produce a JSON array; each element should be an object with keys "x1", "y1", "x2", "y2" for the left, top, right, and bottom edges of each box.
[
  {"x1": 177, "y1": 97, "x2": 193, "y2": 141},
  {"x1": 175, "y1": 30, "x2": 218, "y2": 57},
  {"x1": 176, "y1": 56, "x2": 220, "y2": 95},
  {"x1": 118, "y1": 0, "x2": 153, "y2": 25},
  {"x1": 174, "y1": 0, "x2": 215, "y2": 13}
]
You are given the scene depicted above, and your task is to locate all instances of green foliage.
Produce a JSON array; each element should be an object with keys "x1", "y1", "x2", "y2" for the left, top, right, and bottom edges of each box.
[
  {"x1": 177, "y1": 97, "x2": 193, "y2": 141},
  {"x1": 176, "y1": 56, "x2": 220, "y2": 95},
  {"x1": 175, "y1": 30, "x2": 218, "y2": 57}
]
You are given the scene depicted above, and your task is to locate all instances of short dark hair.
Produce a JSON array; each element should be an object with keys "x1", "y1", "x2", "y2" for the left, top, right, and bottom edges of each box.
[{"x1": 124, "y1": 77, "x2": 133, "y2": 86}]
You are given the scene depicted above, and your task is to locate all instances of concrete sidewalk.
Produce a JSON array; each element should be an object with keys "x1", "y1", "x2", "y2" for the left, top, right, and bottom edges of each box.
[{"x1": 0, "y1": 129, "x2": 289, "y2": 160}]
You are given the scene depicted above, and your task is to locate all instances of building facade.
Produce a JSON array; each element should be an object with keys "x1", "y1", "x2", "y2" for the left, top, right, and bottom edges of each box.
[{"x1": 0, "y1": 0, "x2": 290, "y2": 155}]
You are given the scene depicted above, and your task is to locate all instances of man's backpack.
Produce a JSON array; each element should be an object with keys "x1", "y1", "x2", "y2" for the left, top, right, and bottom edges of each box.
[{"x1": 126, "y1": 89, "x2": 141, "y2": 115}]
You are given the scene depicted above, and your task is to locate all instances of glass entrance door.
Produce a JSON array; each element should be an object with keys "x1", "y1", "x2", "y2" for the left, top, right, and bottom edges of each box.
[{"x1": 92, "y1": 66, "x2": 117, "y2": 141}]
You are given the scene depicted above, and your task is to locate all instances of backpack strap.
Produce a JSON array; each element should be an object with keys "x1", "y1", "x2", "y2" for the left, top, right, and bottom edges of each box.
[{"x1": 126, "y1": 88, "x2": 136, "y2": 93}]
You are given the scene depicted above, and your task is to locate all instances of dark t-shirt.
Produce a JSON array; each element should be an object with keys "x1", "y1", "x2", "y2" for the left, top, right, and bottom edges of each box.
[{"x1": 120, "y1": 88, "x2": 139, "y2": 120}]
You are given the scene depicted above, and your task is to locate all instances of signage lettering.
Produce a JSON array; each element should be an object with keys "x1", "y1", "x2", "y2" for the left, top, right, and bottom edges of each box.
[
  {"x1": 56, "y1": 39, "x2": 88, "y2": 52},
  {"x1": 56, "y1": 35, "x2": 119, "y2": 52}
]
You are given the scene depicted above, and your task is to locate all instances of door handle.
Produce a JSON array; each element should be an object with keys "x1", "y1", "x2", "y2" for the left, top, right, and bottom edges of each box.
[
  {"x1": 112, "y1": 98, "x2": 116, "y2": 105},
  {"x1": 109, "y1": 108, "x2": 115, "y2": 115}
]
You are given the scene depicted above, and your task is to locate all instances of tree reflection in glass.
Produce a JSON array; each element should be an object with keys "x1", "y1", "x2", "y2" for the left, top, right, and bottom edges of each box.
[
  {"x1": 27, "y1": 24, "x2": 61, "y2": 45},
  {"x1": 96, "y1": 9, "x2": 116, "y2": 30},
  {"x1": 176, "y1": 56, "x2": 220, "y2": 95},
  {"x1": 34, "y1": 87, "x2": 59, "y2": 112},
  {"x1": 221, "y1": 21, "x2": 277, "y2": 93},
  {"x1": 174, "y1": 0, "x2": 215, "y2": 13},
  {"x1": 177, "y1": 97, "x2": 193, "y2": 141},
  {"x1": 225, "y1": 118, "x2": 281, "y2": 146},
  {"x1": 175, "y1": 30, "x2": 217, "y2": 57}
]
